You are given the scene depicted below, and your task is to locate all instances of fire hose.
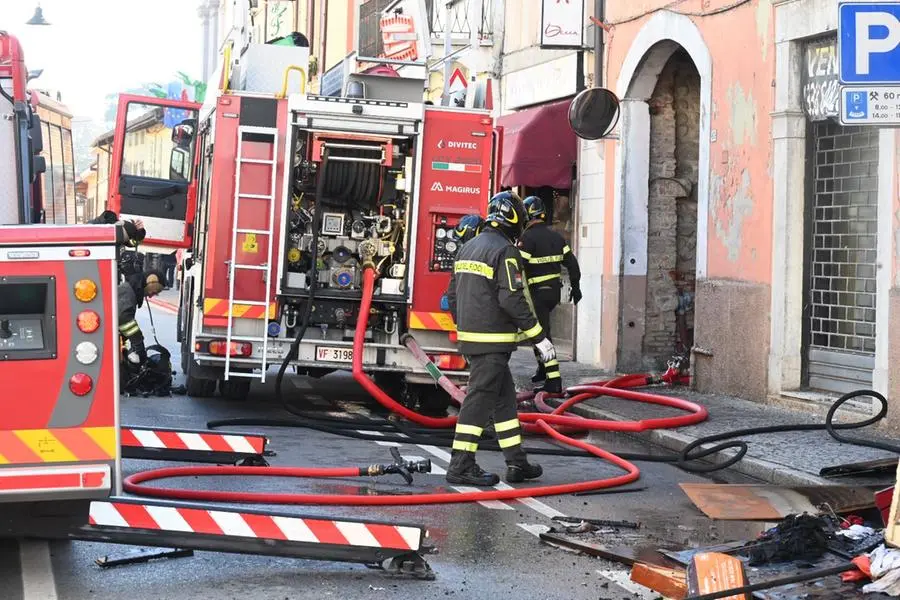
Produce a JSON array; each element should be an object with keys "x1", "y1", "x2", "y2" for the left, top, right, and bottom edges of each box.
[{"x1": 124, "y1": 266, "x2": 898, "y2": 505}]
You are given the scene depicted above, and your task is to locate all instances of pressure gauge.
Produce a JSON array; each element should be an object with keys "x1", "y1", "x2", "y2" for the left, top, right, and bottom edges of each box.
[
  {"x1": 435, "y1": 228, "x2": 447, "y2": 239},
  {"x1": 445, "y1": 240, "x2": 458, "y2": 253}
]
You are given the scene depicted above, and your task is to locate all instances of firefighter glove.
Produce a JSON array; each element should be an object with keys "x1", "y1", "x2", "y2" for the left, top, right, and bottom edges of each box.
[
  {"x1": 127, "y1": 351, "x2": 143, "y2": 365},
  {"x1": 570, "y1": 286, "x2": 583, "y2": 305},
  {"x1": 534, "y1": 338, "x2": 556, "y2": 363}
]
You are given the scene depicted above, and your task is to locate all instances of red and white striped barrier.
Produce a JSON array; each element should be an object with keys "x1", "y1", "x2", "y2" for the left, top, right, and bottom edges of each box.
[
  {"x1": 120, "y1": 427, "x2": 268, "y2": 464},
  {"x1": 89, "y1": 500, "x2": 423, "y2": 551}
]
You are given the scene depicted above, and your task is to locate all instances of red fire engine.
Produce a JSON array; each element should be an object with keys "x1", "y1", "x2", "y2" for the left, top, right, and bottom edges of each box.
[
  {"x1": 105, "y1": 41, "x2": 502, "y2": 406},
  {"x1": 0, "y1": 32, "x2": 434, "y2": 577}
]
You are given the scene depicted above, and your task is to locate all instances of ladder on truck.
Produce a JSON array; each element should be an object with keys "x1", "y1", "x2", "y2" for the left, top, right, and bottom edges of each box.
[{"x1": 224, "y1": 125, "x2": 279, "y2": 383}]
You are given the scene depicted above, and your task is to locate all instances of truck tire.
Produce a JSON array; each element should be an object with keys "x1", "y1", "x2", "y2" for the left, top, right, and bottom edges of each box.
[
  {"x1": 186, "y1": 371, "x2": 217, "y2": 397},
  {"x1": 413, "y1": 384, "x2": 452, "y2": 417},
  {"x1": 219, "y1": 377, "x2": 251, "y2": 402}
]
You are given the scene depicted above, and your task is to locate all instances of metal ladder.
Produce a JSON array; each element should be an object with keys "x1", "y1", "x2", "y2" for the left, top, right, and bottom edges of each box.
[{"x1": 224, "y1": 125, "x2": 279, "y2": 383}]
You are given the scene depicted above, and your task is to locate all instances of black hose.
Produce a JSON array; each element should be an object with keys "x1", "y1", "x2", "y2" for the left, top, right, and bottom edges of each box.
[
  {"x1": 215, "y1": 388, "x2": 897, "y2": 475},
  {"x1": 273, "y1": 150, "x2": 329, "y2": 407}
]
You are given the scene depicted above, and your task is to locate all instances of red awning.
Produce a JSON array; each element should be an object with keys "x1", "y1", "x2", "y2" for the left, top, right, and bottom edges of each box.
[{"x1": 497, "y1": 98, "x2": 577, "y2": 189}]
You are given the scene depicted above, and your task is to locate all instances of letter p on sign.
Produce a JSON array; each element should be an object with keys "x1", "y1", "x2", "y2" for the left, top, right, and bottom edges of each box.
[{"x1": 840, "y1": 3, "x2": 900, "y2": 84}]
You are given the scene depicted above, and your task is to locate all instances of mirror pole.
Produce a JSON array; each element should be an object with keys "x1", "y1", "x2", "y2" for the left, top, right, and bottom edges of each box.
[{"x1": 594, "y1": 0, "x2": 605, "y2": 88}]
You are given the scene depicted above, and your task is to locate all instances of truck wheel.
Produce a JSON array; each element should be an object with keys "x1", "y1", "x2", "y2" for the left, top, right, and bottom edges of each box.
[
  {"x1": 415, "y1": 384, "x2": 452, "y2": 417},
  {"x1": 186, "y1": 372, "x2": 217, "y2": 397},
  {"x1": 219, "y1": 378, "x2": 251, "y2": 402}
]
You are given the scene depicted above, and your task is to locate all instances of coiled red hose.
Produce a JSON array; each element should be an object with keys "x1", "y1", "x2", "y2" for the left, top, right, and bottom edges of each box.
[{"x1": 123, "y1": 267, "x2": 706, "y2": 505}]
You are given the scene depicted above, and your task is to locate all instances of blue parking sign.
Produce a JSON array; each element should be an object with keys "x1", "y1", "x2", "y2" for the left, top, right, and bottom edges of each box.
[
  {"x1": 839, "y1": 2, "x2": 900, "y2": 83},
  {"x1": 845, "y1": 89, "x2": 869, "y2": 119}
]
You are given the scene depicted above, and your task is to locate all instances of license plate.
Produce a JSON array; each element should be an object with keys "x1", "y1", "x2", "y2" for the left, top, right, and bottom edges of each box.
[{"x1": 316, "y1": 346, "x2": 354, "y2": 363}]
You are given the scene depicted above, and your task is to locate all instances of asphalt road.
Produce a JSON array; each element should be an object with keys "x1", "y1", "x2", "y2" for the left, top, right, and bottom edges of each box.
[{"x1": 7, "y1": 303, "x2": 764, "y2": 600}]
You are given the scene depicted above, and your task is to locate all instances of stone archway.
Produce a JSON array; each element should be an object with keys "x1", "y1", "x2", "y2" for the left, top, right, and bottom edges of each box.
[{"x1": 611, "y1": 11, "x2": 713, "y2": 372}]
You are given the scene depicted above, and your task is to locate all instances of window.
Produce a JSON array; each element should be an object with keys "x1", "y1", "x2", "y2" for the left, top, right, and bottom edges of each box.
[
  {"x1": 120, "y1": 101, "x2": 198, "y2": 181},
  {"x1": 49, "y1": 124, "x2": 66, "y2": 224}
]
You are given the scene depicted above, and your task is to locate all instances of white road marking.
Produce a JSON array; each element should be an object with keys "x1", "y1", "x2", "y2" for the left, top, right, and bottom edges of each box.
[
  {"x1": 19, "y1": 540, "x2": 57, "y2": 600},
  {"x1": 356, "y1": 429, "x2": 402, "y2": 447},
  {"x1": 516, "y1": 523, "x2": 551, "y2": 537},
  {"x1": 451, "y1": 486, "x2": 514, "y2": 510},
  {"x1": 494, "y1": 481, "x2": 566, "y2": 519},
  {"x1": 417, "y1": 444, "x2": 452, "y2": 462},
  {"x1": 596, "y1": 569, "x2": 661, "y2": 600}
]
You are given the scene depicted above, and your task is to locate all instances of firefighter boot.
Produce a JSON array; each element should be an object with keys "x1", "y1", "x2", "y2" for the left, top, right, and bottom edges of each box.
[
  {"x1": 541, "y1": 377, "x2": 563, "y2": 394},
  {"x1": 506, "y1": 458, "x2": 543, "y2": 483},
  {"x1": 446, "y1": 450, "x2": 500, "y2": 487}
]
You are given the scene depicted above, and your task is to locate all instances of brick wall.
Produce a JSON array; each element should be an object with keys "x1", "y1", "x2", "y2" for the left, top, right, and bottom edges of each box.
[{"x1": 641, "y1": 51, "x2": 701, "y2": 369}]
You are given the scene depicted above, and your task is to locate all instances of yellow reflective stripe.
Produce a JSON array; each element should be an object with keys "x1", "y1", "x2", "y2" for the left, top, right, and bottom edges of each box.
[
  {"x1": 527, "y1": 273, "x2": 561, "y2": 284},
  {"x1": 563, "y1": 245, "x2": 571, "y2": 254},
  {"x1": 518, "y1": 249, "x2": 532, "y2": 260},
  {"x1": 528, "y1": 254, "x2": 563, "y2": 264},
  {"x1": 544, "y1": 359, "x2": 559, "y2": 368},
  {"x1": 546, "y1": 371, "x2": 561, "y2": 379},
  {"x1": 504, "y1": 258, "x2": 521, "y2": 291},
  {"x1": 520, "y1": 322, "x2": 543, "y2": 340},
  {"x1": 494, "y1": 418, "x2": 520, "y2": 432},
  {"x1": 455, "y1": 424, "x2": 483, "y2": 436},
  {"x1": 497, "y1": 435, "x2": 523, "y2": 448},
  {"x1": 454, "y1": 260, "x2": 494, "y2": 278},
  {"x1": 456, "y1": 330, "x2": 519, "y2": 343},
  {"x1": 452, "y1": 440, "x2": 478, "y2": 452},
  {"x1": 119, "y1": 320, "x2": 140, "y2": 335}
]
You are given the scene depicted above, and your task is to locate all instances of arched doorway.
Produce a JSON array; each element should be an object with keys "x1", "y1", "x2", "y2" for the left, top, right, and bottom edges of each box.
[{"x1": 612, "y1": 13, "x2": 712, "y2": 373}]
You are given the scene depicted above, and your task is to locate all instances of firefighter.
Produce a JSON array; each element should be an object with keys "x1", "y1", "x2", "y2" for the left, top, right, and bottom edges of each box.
[
  {"x1": 454, "y1": 213, "x2": 484, "y2": 246},
  {"x1": 517, "y1": 195, "x2": 582, "y2": 394},
  {"x1": 119, "y1": 270, "x2": 166, "y2": 369},
  {"x1": 89, "y1": 210, "x2": 147, "y2": 281},
  {"x1": 445, "y1": 192, "x2": 556, "y2": 486}
]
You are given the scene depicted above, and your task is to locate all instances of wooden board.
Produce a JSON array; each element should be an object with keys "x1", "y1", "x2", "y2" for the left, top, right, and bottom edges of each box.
[{"x1": 679, "y1": 484, "x2": 875, "y2": 521}]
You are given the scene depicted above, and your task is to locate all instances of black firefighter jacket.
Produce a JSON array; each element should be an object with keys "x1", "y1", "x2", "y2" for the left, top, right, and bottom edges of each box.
[
  {"x1": 517, "y1": 221, "x2": 581, "y2": 291},
  {"x1": 447, "y1": 227, "x2": 546, "y2": 355}
]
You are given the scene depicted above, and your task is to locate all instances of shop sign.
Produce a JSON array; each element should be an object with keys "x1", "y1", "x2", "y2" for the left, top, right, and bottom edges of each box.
[
  {"x1": 804, "y1": 36, "x2": 840, "y2": 121},
  {"x1": 540, "y1": 0, "x2": 586, "y2": 49}
]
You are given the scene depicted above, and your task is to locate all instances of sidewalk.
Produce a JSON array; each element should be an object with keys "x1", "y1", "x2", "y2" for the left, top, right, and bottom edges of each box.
[{"x1": 508, "y1": 349, "x2": 898, "y2": 487}]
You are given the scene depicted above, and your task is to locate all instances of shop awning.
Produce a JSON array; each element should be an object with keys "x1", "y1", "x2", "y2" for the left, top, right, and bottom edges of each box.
[{"x1": 497, "y1": 98, "x2": 577, "y2": 189}]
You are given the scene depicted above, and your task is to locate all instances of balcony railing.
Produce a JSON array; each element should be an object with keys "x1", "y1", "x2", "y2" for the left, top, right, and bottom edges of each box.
[{"x1": 425, "y1": 0, "x2": 494, "y2": 41}]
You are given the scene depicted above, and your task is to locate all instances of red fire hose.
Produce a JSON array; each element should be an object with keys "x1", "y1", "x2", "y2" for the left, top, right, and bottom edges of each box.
[{"x1": 123, "y1": 267, "x2": 706, "y2": 505}]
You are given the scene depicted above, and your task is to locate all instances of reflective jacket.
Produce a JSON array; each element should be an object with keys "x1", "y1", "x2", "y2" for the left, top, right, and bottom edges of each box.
[
  {"x1": 118, "y1": 277, "x2": 146, "y2": 359},
  {"x1": 447, "y1": 228, "x2": 545, "y2": 355},
  {"x1": 517, "y1": 221, "x2": 581, "y2": 291}
]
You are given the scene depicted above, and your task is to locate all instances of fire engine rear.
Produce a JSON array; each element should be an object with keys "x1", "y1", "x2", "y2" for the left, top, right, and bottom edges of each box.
[{"x1": 108, "y1": 44, "x2": 503, "y2": 406}]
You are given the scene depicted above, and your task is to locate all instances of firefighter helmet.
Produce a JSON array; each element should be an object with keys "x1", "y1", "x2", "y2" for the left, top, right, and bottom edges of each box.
[
  {"x1": 143, "y1": 271, "x2": 166, "y2": 297},
  {"x1": 485, "y1": 191, "x2": 527, "y2": 240},
  {"x1": 523, "y1": 196, "x2": 547, "y2": 221},
  {"x1": 454, "y1": 214, "x2": 484, "y2": 245}
]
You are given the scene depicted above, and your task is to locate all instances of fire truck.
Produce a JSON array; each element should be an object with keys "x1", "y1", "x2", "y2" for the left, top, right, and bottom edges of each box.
[
  {"x1": 0, "y1": 31, "x2": 434, "y2": 576},
  {"x1": 106, "y1": 40, "x2": 503, "y2": 406}
]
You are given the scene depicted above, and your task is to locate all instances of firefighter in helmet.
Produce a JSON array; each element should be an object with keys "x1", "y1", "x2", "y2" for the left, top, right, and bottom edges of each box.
[
  {"x1": 517, "y1": 195, "x2": 582, "y2": 393},
  {"x1": 89, "y1": 210, "x2": 147, "y2": 281},
  {"x1": 454, "y1": 213, "x2": 484, "y2": 246},
  {"x1": 445, "y1": 191, "x2": 556, "y2": 486},
  {"x1": 119, "y1": 270, "x2": 166, "y2": 369}
]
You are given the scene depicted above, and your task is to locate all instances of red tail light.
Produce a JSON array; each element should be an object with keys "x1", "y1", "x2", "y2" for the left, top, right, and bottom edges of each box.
[
  {"x1": 69, "y1": 373, "x2": 93, "y2": 396},
  {"x1": 209, "y1": 340, "x2": 252, "y2": 357},
  {"x1": 428, "y1": 354, "x2": 467, "y2": 370},
  {"x1": 76, "y1": 310, "x2": 101, "y2": 333}
]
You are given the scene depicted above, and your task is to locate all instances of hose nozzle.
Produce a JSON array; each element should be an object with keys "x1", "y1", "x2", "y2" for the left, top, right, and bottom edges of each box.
[{"x1": 365, "y1": 447, "x2": 432, "y2": 484}]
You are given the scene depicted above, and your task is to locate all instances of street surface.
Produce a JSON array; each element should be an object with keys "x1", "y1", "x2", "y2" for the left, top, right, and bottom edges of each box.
[{"x1": 6, "y1": 302, "x2": 762, "y2": 600}]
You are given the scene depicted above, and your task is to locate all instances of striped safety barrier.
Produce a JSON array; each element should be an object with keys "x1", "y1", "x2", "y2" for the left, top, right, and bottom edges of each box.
[
  {"x1": 89, "y1": 500, "x2": 423, "y2": 551},
  {"x1": 120, "y1": 427, "x2": 268, "y2": 464}
]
